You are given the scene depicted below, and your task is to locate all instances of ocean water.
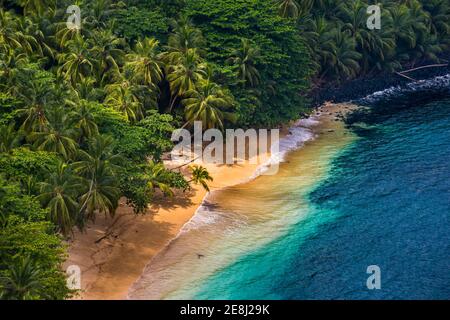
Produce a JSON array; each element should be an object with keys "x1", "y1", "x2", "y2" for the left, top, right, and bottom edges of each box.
[
  {"x1": 194, "y1": 98, "x2": 450, "y2": 300},
  {"x1": 129, "y1": 78, "x2": 450, "y2": 300}
]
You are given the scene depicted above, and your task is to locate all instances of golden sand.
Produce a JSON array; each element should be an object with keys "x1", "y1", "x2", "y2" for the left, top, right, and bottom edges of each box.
[{"x1": 65, "y1": 102, "x2": 356, "y2": 300}]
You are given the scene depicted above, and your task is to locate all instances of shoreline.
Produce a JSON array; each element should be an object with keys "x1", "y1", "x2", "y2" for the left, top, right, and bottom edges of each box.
[
  {"x1": 64, "y1": 102, "x2": 353, "y2": 300},
  {"x1": 128, "y1": 102, "x2": 358, "y2": 299},
  {"x1": 311, "y1": 61, "x2": 449, "y2": 107},
  {"x1": 64, "y1": 132, "x2": 286, "y2": 300}
]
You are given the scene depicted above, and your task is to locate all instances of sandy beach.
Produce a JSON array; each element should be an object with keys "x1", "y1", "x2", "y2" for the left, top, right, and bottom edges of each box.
[{"x1": 64, "y1": 102, "x2": 352, "y2": 300}]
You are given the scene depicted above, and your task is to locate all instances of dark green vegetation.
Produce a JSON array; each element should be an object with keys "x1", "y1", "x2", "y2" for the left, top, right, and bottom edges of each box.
[{"x1": 0, "y1": 0, "x2": 448, "y2": 299}]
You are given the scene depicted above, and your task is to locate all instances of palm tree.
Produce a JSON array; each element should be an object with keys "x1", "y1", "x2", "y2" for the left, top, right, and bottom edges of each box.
[
  {"x1": 73, "y1": 135, "x2": 121, "y2": 221},
  {"x1": 86, "y1": 0, "x2": 126, "y2": 29},
  {"x1": 69, "y1": 76, "x2": 103, "y2": 101},
  {"x1": 38, "y1": 161, "x2": 81, "y2": 235},
  {"x1": 320, "y1": 29, "x2": 362, "y2": 82},
  {"x1": 166, "y1": 16, "x2": 206, "y2": 56},
  {"x1": 57, "y1": 36, "x2": 95, "y2": 85},
  {"x1": 0, "y1": 123, "x2": 20, "y2": 153},
  {"x1": 69, "y1": 100, "x2": 99, "y2": 140},
  {"x1": 388, "y1": 5, "x2": 417, "y2": 50},
  {"x1": 275, "y1": 0, "x2": 302, "y2": 19},
  {"x1": 16, "y1": 0, "x2": 56, "y2": 17},
  {"x1": 125, "y1": 38, "x2": 163, "y2": 88},
  {"x1": 16, "y1": 80, "x2": 54, "y2": 133},
  {"x1": 189, "y1": 165, "x2": 213, "y2": 192},
  {"x1": 0, "y1": 48, "x2": 28, "y2": 89},
  {"x1": 144, "y1": 161, "x2": 175, "y2": 197},
  {"x1": 182, "y1": 79, "x2": 235, "y2": 130},
  {"x1": 104, "y1": 81, "x2": 145, "y2": 122},
  {"x1": 423, "y1": 0, "x2": 450, "y2": 37},
  {"x1": 227, "y1": 38, "x2": 261, "y2": 88},
  {"x1": 299, "y1": 16, "x2": 335, "y2": 80},
  {"x1": 0, "y1": 8, "x2": 22, "y2": 49},
  {"x1": 166, "y1": 48, "x2": 207, "y2": 112},
  {"x1": 29, "y1": 107, "x2": 78, "y2": 160},
  {"x1": 90, "y1": 29, "x2": 125, "y2": 84},
  {"x1": 0, "y1": 255, "x2": 44, "y2": 300},
  {"x1": 78, "y1": 161, "x2": 121, "y2": 221}
]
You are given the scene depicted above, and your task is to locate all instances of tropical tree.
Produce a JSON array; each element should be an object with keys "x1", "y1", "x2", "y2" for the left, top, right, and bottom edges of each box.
[
  {"x1": 0, "y1": 123, "x2": 21, "y2": 153},
  {"x1": 57, "y1": 36, "x2": 95, "y2": 85},
  {"x1": 16, "y1": 79, "x2": 55, "y2": 133},
  {"x1": 0, "y1": 48, "x2": 28, "y2": 88},
  {"x1": 275, "y1": 0, "x2": 302, "y2": 19},
  {"x1": 318, "y1": 29, "x2": 362, "y2": 82},
  {"x1": 125, "y1": 37, "x2": 163, "y2": 88},
  {"x1": 73, "y1": 135, "x2": 121, "y2": 221},
  {"x1": 16, "y1": 0, "x2": 56, "y2": 17},
  {"x1": 104, "y1": 81, "x2": 145, "y2": 122},
  {"x1": 144, "y1": 161, "x2": 175, "y2": 197},
  {"x1": 182, "y1": 79, "x2": 235, "y2": 130},
  {"x1": 90, "y1": 29, "x2": 125, "y2": 84},
  {"x1": 69, "y1": 100, "x2": 99, "y2": 140},
  {"x1": 166, "y1": 48, "x2": 207, "y2": 111},
  {"x1": 189, "y1": 165, "x2": 213, "y2": 192},
  {"x1": 227, "y1": 38, "x2": 261, "y2": 88},
  {"x1": 0, "y1": 255, "x2": 44, "y2": 300},
  {"x1": 38, "y1": 161, "x2": 81, "y2": 235},
  {"x1": 29, "y1": 107, "x2": 78, "y2": 160},
  {"x1": 166, "y1": 16, "x2": 206, "y2": 55}
]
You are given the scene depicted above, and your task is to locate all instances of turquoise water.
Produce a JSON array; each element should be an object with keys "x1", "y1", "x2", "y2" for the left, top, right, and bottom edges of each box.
[{"x1": 194, "y1": 97, "x2": 450, "y2": 300}]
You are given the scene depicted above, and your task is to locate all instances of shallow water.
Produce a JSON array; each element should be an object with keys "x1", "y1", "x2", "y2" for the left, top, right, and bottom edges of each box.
[{"x1": 129, "y1": 90, "x2": 450, "y2": 300}]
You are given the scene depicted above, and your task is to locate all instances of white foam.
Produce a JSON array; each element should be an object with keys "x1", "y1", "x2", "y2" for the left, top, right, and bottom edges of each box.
[
  {"x1": 176, "y1": 114, "x2": 320, "y2": 234},
  {"x1": 360, "y1": 74, "x2": 450, "y2": 104}
]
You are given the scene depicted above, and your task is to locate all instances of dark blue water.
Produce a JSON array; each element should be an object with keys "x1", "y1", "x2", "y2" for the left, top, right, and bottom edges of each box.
[{"x1": 195, "y1": 97, "x2": 450, "y2": 300}]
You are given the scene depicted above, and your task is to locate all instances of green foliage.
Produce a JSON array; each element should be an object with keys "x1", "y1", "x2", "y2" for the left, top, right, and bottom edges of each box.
[
  {"x1": 0, "y1": 176, "x2": 71, "y2": 300},
  {"x1": 184, "y1": 0, "x2": 313, "y2": 126},
  {"x1": 0, "y1": 0, "x2": 448, "y2": 300},
  {"x1": 112, "y1": 7, "x2": 169, "y2": 42},
  {"x1": 0, "y1": 218, "x2": 70, "y2": 300},
  {"x1": 119, "y1": 162, "x2": 188, "y2": 213},
  {"x1": 0, "y1": 148, "x2": 59, "y2": 182}
]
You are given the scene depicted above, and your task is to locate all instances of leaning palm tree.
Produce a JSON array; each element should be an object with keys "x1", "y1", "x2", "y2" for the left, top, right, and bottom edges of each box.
[
  {"x1": 38, "y1": 161, "x2": 81, "y2": 235},
  {"x1": 0, "y1": 255, "x2": 44, "y2": 300},
  {"x1": 144, "y1": 161, "x2": 175, "y2": 197},
  {"x1": 166, "y1": 48, "x2": 207, "y2": 112},
  {"x1": 182, "y1": 79, "x2": 235, "y2": 130},
  {"x1": 227, "y1": 38, "x2": 261, "y2": 88},
  {"x1": 189, "y1": 165, "x2": 213, "y2": 192}
]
